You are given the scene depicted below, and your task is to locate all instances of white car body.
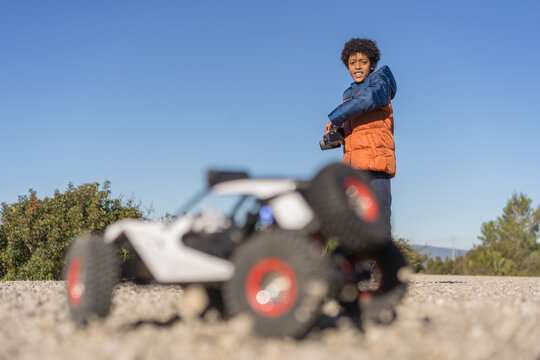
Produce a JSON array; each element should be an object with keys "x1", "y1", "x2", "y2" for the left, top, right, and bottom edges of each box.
[{"x1": 103, "y1": 178, "x2": 315, "y2": 284}]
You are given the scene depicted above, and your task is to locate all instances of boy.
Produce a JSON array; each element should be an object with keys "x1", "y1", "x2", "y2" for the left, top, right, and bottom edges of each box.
[{"x1": 325, "y1": 38, "x2": 397, "y2": 236}]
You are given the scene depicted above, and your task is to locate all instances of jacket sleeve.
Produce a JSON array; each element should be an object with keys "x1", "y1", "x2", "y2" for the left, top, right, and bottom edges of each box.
[{"x1": 328, "y1": 66, "x2": 396, "y2": 126}]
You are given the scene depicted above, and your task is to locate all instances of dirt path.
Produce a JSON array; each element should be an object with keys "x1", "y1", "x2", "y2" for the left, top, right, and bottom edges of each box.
[{"x1": 0, "y1": 275, "x2": 538, "y2": 360}]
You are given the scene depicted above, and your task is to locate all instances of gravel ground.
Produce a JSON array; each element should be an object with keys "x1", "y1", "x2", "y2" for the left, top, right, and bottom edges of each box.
[{"x1": 0, "y1": 275, "x2": 539, "y2": 360}]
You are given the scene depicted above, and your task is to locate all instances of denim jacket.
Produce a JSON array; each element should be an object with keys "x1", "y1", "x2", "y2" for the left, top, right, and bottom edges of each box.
[{"x1": 328, "y1": 65, "x2": 397, "y2": 126}]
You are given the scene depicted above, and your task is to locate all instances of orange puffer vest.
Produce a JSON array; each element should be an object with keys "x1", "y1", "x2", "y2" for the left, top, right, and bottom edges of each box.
[
  {"x1": 342, "y1": 103, "x2": 395, "y2": 177},
  {"x1": 327, "y1": 65, "x2": 397, "y2": 177}
]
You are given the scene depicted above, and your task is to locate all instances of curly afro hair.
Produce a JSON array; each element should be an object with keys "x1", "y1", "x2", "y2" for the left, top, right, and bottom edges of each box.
[{"x1": 341, "y1": 38, "x2": 380, "y2": 69}]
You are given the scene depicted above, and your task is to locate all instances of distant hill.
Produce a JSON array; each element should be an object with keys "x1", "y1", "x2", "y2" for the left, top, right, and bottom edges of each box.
[{"x1": 411, "y1": 245, "x2": 468, "y2": 260}]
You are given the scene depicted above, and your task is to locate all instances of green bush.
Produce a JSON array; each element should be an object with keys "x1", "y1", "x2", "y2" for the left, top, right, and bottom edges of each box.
[
  {"x1": 0, "y1": 181, "x2": 142, "y2": 281},
  {"x1": 393, "y1": 236, "x2": 428, "y2": 273}
]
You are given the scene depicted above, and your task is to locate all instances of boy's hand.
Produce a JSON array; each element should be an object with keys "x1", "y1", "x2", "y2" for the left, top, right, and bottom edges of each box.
[{"x1": 325, "y1": 121, "x2": 334, "y2": 134}]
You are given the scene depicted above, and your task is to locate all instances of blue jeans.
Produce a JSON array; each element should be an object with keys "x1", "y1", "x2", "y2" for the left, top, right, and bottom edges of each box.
[{"x1": 368, "y1": 172, "x2": 392, "y2": 241}]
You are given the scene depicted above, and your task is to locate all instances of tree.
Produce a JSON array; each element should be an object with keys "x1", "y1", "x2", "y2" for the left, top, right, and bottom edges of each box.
[
  {"x1": 471, "y1": 192, "x2": 539, "y2": 276},
  {"x1": 0, "y1": 182, "x2": 142, "y2": 280},
  {"x1": 423, "y1": 193, "x2": 539, "y2": 276}
]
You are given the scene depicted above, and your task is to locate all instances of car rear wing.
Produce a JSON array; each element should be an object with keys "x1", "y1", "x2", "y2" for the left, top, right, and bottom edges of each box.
[{"x1": 207, "y1": 170, "x2": 249, "y2": 187}]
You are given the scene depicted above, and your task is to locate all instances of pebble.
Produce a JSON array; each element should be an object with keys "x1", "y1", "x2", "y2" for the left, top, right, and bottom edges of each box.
[{"x1": 0, "y1": 275, "x2": 539, "y2": 360}]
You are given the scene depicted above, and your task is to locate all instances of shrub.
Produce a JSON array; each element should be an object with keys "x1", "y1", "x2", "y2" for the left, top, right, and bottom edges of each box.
[
  {"x1": 0, "y1": 181, "x2": 142, "y2": 280},
  {"x1": 393, "y1": 236, "x2": 428, "y2": 273}
]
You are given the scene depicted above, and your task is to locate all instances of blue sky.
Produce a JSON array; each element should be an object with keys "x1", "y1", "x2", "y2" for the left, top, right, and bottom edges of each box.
[{"x1": 1, "y1": 0, "x2": 539, "y2": 250}]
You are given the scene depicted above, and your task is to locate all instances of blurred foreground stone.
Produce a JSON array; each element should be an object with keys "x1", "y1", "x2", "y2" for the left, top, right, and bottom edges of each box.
[{"x1": 0, "y1": 275, "x2": 538, "y2": 360}]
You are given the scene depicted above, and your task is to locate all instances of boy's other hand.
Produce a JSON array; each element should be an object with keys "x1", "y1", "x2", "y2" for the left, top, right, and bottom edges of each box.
[{"x1": 325, "y1": 121, "x2": 334, "y2": 134}]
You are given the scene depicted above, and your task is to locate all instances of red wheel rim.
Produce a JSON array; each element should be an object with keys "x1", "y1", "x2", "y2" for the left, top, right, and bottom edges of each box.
[
  {"x1": 67, "y1": 258, "x2": 84, "y2": 306},
  {"x1": 245, "y1": 257, "x2": 298, "y2": 317},
  {"x1": 342, "y1": 176, "x2": 379, "y2": 222}
]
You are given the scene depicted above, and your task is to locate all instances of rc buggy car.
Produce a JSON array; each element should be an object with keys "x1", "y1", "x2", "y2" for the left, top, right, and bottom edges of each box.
[{"x1": 64, "y1": 163, "x2": 409, "y2": 338}]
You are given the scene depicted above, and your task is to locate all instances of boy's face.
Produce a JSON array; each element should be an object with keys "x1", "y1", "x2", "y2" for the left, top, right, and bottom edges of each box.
[{"x1": 347, "y1": 52, "x2": 372, "y2": 83}]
